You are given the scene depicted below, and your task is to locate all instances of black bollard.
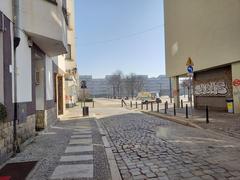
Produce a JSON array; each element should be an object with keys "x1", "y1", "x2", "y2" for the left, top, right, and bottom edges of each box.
[
  {"x1": 130, "y1": 101, "x2": 132, "y2": 108},
  {"x1": 151, "y1": 102, "x2": 153, "y2": 112},
  {"x1": 174, "y1": 103, "x2": 176, "y2": 116},
  {"x1": 164, "y1": 102, "x2": 167, "y2": 114},
  {"x1": 141, "y1": 102, "x2": 143, "y2": 110},
  {"x1": 121, "y1": 100, "x2": 123, "y2": 107},
  {"x1": 166, "y1": 101, "x2": 168, "y2": 109},
  {"x1": 186, "y1": 104, "x2": 189, "y2": 119},
  {"x1": 206, "y1": 105, "x2": 209, "y2": 124},
  {"x1": 136, "y1": 102, "x2": 138, "y2": 109},
  {"x1": 181, "y1": 100, "x2": 183, "y2": 108},
  {"x1": 157, "y1": 102, "x2": 159, "y2": 112}
]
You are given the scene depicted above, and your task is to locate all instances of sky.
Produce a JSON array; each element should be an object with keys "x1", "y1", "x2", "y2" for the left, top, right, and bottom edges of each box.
[{"x1": 75, "y1": 0, "x2": 165, "y2": 78}]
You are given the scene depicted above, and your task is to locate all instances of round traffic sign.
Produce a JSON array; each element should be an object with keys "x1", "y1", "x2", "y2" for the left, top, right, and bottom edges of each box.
[{"x1": 187, "y1": 65, "x2": 193, "y2": 73}]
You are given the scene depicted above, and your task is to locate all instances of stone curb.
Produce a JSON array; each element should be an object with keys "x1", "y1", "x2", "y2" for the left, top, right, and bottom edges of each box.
[
  {"x1": 141, "y1": 111, "x2": 203, "y2": 129},
  {"x1": 95, "y1": 119, "x2": 122, "y2": 180}
]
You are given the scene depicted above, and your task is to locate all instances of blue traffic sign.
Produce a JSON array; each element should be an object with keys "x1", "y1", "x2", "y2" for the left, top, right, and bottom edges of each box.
[{"x1": 187, "y1": 65, "x2": 193, "y2": 73}]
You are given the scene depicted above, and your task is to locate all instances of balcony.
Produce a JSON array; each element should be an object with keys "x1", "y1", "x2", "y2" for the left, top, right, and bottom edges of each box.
[{"x1": 20, "y1": 0, "x2": 67, "y2": 57}]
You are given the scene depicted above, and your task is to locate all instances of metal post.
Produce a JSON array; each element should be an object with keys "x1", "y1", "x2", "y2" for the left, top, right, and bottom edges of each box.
[
  {"x1": 141, "y1": 102, "x2": 143, "y2": 110},
  {"x1": 121, "y1": 100, "x2": 123, "y2": 107},
  {"x1": 151, "y1": 102, "x2": 153, "y2": 112},
  {"x1": 136, "y1": 102, "x2": 138, "y2": 109},
  {"x1": 83, "y1": 88, "x2": 86, "y2": 107},
  {"x1": 174, "y1": 103, "x2": 176, "y2": 116},
  {"x1": 164, "y1": 102, "x2": 167, "y2": 114},
  {"x1": 130, "y1": 101, "x2": 132, "y2": 108},
  {"x1": 189, "y1": 76, "x2": 193, "y2": 115},
  {"x1": 166, "y1": 101, "x2": 168, "y2": 109},
  {"x1": 169, "y1": 78, "x2": 173, "y2": 103},
  {"x1": 186, "y1": 104, "x2": 189, "y2": 119},
  {"x1": 206, "y1": 105, "x2": 209, "y2": 124},
  {"x1": 157, "y1": 102, "x2": 159, "y2": 112},
  {"x1": 181, "y1": 100, "x2": 183, "y2": 109}
]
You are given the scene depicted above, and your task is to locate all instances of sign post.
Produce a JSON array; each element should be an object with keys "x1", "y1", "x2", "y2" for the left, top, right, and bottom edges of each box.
[
  {"x1": 81, "y1": 80, "x2": 88, "y2": 116},
  {"x1": 186, "y1": 57, "x2": 194, "y2": 115}
]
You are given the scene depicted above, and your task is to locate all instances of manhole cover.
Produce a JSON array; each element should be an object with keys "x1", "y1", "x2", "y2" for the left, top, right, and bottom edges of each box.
[{"x1": 0, "y1": 161, "x2": 37, "y2": 180}]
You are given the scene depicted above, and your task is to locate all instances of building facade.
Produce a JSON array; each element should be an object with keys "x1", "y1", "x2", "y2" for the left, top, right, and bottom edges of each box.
[
  {"x1": 0, "y1": 0, "x2": 76, "y2": 164},
  {"x1": 79, "y1": 75, "x2": 170, "y2": 97},
  {"x1": 164, "y1": 0, "x2": 240, "y2": 112}
]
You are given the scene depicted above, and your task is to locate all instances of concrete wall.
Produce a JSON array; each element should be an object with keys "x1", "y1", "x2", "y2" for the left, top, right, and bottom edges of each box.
[
  {"x1": 16, "y1": 31, "x2": 32, "y2": 102},
  {"x1": 0, "y1": 32, "x2": 3, "y2": 103},
  {"x1": 45, "y1": 57, "x2": 54, "y2": 101},
  {"x1": 0, "y1": 1, "x2": 12, "y2": 20},
  {"x1": 165, "y1": 0, "x2": 240, "y2": 77},
  {"x1": 232, "y1": 62, "x2": 240, "y2": 113},
  {"x1": 20, "y1": 0, "x2": 67, "y2": 56}
]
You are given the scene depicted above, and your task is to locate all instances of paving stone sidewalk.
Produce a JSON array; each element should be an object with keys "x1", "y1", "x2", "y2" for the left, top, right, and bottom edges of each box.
[
  {"x1": 4, "y1": 116, "x2": 111, "y2": 180},
  {"x1": 128, "y1": 101, "x2": 240, "y2": 139}
]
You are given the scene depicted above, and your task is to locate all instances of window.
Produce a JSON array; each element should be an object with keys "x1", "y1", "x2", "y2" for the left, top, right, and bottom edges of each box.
[
  {"x1": 45, "y1": 0, "x2": 58, "y2": 5},
  {"x1": 66, "y1": 44, "x2": 71, "y2": 60},
  {"x1": 62, "y1": 0, "x2": 69, "y2": 26}
]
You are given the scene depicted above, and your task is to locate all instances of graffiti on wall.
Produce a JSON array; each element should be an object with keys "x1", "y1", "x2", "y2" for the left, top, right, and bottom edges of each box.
[{"x1": 194, "y1": 81, "x2": 228, "y2": 96}]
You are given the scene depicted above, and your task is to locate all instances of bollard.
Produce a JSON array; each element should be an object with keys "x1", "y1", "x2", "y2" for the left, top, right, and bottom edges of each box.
[
  {"x1": 141, "y1": 102, "x2": 143, "y2": 110},
  {"x1": 130, "y1": 101, "x2": 132, "y2": 108},
  {"x1": 186, "y1": 104, "x2": 189, "y2": 119},
  {"x1": 174, "y1": 103, "x2": 176, "y2": 116},
  {"x1": 151, "y1": 102, "x2": 153, "y2": 112},
  {"x1": 166, "y1": 101, "x2": 168, "y2": 109},
  {"x1": 146, "y1": 102, "x2": 149, "y2": 110},
  {"x1": 157, "y1": 102, "x2": 159, "y2": 112},
  {"x1": 121, "y1": 100, "x2": 123, "y2": 107},
  {"x1": 181, "y1": 100, "x2": 183, "y2": 109},
  {"x1": 136, "y1": 102, "x2": 138, "y2": 109},
  {"x1": 206, "y1": 105, "x2": 209, "y2": 124},
  {"x1": 164, "y1": 102, "x2": 167, "y2": 114},
  {"x1": 92, "y1": 101, "x2": 95, "y2": 108}
]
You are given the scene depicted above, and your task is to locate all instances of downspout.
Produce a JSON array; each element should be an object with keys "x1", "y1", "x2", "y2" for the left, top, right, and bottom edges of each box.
[{"x1": 12, "y1": 0, "x2": 21, "y2": 154}]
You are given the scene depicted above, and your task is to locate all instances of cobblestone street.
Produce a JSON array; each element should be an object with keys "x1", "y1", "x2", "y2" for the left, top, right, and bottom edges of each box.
[{"x1": 96, "y1": 100, "x2": 240, "y2": 180}]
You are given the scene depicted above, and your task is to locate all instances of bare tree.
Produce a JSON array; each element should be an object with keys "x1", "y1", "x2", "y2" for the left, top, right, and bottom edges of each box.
[
  {"x1": 107, "y1": 70, "x2": 123, "y2": 98},
  {"x1": 124, "y1": 73, "x2": 137, "y2": 99}
]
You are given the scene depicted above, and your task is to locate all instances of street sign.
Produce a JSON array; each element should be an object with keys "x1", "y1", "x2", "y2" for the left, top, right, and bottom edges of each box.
[
  {"x1": 81, "y1": 80, "x2": 87, "y2": 89},
  {"x1": 186, "y1": 57, "x2": 194, "y2": 66}
]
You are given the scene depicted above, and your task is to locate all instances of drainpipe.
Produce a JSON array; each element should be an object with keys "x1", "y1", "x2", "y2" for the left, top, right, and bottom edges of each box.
[{"x1": 13, "y1": 0, "x2": 21, "y2": 154}]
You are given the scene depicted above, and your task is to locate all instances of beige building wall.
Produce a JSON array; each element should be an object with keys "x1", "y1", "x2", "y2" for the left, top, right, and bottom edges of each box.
[
  {"x1": 66, "y1": 0, "x2": 77, "y2": 70},
  {"x1": 165, "y1": 0, "x2": 240, "y2": 77},
  {"x1": 232, "y1": 62, "x2": 240, "y2": 113}
]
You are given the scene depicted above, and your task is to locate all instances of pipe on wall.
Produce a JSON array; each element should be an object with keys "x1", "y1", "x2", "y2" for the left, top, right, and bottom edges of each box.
[{"x1": 12, "y1": 0, "x2": 21, "y2": 154}]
